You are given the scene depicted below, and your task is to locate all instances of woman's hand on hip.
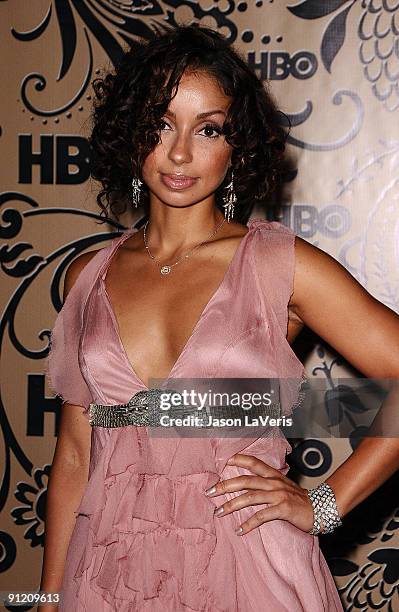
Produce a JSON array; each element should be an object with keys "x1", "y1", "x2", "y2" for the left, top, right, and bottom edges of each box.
[{"x1": 204, "y1": 453, "x2": 314, "y2": 535}]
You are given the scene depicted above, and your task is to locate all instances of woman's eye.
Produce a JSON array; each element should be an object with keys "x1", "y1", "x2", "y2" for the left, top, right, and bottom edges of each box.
[
  {"x1": 159, "y1": 119, "x2": 171, "y2": 131},
  {"x1": 199, "y1": 124, "x2": 223, "y2": 139}
]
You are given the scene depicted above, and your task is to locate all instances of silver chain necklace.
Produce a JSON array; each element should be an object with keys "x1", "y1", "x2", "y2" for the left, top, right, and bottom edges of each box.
[{"x1": 143, "y1": 216, "x2": 226, "y2": 275}]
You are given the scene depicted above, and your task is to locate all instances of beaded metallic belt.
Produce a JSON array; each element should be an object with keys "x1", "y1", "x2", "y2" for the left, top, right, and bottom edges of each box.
[{"x1": 88, "y1": 389, "x2": 282, "y2": 428}]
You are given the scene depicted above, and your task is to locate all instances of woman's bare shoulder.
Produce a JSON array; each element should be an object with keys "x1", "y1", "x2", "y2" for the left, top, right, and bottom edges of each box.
[
  {"x1": 290, "y1": 236, "x2": 352, "y2": 309},
  {"x1": 290, "y1": 236, "x2": 399, "y2": 377}
]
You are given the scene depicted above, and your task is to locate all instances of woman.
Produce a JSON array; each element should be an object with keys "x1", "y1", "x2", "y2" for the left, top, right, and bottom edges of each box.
[{"x1": 40, "y1": 24, "x2": 399, "y2": 611}]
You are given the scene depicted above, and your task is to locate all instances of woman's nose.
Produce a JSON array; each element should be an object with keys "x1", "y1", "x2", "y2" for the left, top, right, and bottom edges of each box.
[{"x1": 167, "y1": 133, "x2": 193, "y2": 165}]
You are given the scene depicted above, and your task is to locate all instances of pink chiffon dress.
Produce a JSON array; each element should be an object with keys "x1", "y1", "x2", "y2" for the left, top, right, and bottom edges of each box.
[{"x1": 46, "y1": 218, "x2": 344, "y2": 611}]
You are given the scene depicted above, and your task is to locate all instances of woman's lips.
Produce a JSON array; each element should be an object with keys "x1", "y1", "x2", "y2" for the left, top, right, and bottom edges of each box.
[{"x1": 160, "y1": 173, "x2": 198, "y2": 190}]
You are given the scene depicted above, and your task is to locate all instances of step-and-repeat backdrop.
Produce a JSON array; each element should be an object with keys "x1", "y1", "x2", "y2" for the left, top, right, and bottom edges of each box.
[{"x1": 1, "y1": 2, "x2": 398, "y2": 609}]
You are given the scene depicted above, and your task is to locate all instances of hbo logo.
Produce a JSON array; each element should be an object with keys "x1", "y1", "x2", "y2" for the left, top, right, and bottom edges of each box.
[
  {"x1": 247, "y1": 51, "x2": 317, "y2": 81},
  {"x1": 287, "y1": 205, "x2": 351, "y2": 238}
]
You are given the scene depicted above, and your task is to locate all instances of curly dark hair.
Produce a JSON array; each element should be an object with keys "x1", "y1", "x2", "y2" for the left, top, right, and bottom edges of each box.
[{"x1": 89, "y1": 24, "x2": 291, "y2": 224}]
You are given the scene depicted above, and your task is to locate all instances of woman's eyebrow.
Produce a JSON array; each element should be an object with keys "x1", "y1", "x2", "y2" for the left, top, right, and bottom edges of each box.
[{"x1": 165, "y1": 110, "x2": 226, "y2": 119}]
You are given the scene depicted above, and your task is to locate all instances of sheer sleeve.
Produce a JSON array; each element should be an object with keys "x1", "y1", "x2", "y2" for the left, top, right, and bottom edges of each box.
[
  {"x1": 251, "y1": 219, "x2": 297, "y2": 338},
  {"x1": 251, "y1": 219, "x2": 307, "y2": 417},
  {"x1": 45, "y1": 248, "x2": 110, "y2": 414},
  {"x1": 45, "y1": 290, "x2": 93, "y2": 413}
]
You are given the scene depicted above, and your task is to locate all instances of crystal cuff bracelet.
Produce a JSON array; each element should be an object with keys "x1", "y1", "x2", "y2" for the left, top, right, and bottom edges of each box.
[{"x1": 307, "y1": 482, "x2": 342, "y2": 535}]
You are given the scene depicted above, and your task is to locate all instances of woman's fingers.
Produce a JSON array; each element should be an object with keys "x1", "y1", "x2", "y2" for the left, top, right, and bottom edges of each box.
[
  {"x1": 213, "y1": 489, "x2": 282, "y2": 516},
  {"x1": 227, "y1": 489, "x2": 313, "y2": 535},
  {"x1": 226, "y1": 453, "x2": 280, "y2": 477},
  {"x1": 204, "y1": 452, "x2": 315, "y2": 535},
  {"x1": 205, "y1": 474, "x2": 281, "y2": 496},
  {"x1": 235, "y1": 506, "x2": 288, "y2": 535},
  {"x1": 204, "y1": 453, "x2": 283, "y2": 497}
]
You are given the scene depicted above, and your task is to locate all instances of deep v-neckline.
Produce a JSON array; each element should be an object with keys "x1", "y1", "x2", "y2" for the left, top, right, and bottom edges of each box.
[{"x1": 100, "y1": 221, "x2": 255, "y2": 389}]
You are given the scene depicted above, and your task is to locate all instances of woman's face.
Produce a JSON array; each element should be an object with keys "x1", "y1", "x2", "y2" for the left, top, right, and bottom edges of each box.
[{"x1": 141, "y1": 70, "x2": 233, "y2": 208}]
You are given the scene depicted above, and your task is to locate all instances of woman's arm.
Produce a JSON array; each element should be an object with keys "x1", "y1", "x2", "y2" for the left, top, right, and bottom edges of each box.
[
  {"x1": 38, "y1": 252, "x2": 97, "y2": 609},
  {"x1": 205, "y1": 237, "x2": 399, "y2": 534},
  {"x1": 38, "y1": 405, "x2": 91, "y2": 609},
  {"x1": 290, "y1": 236, "x2": 399, "y2": 518}
]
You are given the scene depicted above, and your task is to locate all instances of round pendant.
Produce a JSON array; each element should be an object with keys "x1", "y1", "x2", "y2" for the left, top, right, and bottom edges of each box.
[{"x1": 160, "y1": 265, "x2": 171, "y2": 275}]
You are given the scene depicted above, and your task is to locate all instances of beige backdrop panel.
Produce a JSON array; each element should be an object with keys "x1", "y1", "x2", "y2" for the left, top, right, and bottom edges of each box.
[{"x1": 1, "y1": 2, "x2": 398, "y2": 610}]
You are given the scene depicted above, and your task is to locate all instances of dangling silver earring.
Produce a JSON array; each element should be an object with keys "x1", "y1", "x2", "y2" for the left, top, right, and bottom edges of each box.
[
  {"x1": 222, "y1": 169, "x2": 237, "y2": 222},
  {"x1": 131, "y1": 176, "x2": 143, "y2": 208}
]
